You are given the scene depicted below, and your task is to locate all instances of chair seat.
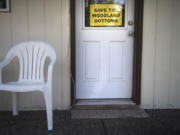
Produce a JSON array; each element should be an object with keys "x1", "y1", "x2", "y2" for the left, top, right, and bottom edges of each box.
[{"x1": 0, "y1": 82, "x2": 46, "y2": 92}]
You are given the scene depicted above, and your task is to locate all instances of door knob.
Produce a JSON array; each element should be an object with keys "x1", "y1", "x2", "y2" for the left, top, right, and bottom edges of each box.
[
  {"x1": 128, "y1": 20, "x2": 134, "y2": 26},
  {"x1": 128, "y1": 31, "x2": 134, "y2": 37}
]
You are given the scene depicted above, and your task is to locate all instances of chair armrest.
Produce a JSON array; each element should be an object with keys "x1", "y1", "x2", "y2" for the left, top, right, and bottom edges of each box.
[
  {"x1": 0, "y1": 61, "x2": 6, "y2": 84},
  {"x1": 47, "y1": 61, "x2": 55, "y2": 88},
  {"x1": 0, "y1": 60, "x2": 8, "y2": 69},
  {"x1": 0, "y1": 53, "x2": 14, "y2": 69},
  {"x1": 0, "y1": 68, "x2": 2, "y2": 84},
  {"x1": 0, "y1": 54, "x2": 15, "y2": 84},
  {"x1": 0, "y1": 60, "x2": 8, "y2": 84}
]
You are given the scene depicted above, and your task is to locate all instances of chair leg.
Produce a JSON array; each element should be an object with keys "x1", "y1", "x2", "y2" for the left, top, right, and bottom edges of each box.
[
  {"x1": 12, "y1": 92, "x2": 18, "y2": 116},
  {"x1": 44, "y1": 89, "x2": 53, "y2": 130}
]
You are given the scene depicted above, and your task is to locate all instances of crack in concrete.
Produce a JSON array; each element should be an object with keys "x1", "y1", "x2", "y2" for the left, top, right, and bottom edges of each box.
[{"x1": 101, "y1": 119, "x2": 108, "y2": 135}]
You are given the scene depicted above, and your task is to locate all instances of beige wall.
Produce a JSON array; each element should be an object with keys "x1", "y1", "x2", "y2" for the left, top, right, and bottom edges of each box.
[
  {"x1": 0, "y1": 0, "x2": 71, "y2": 110},
  {"x1": 0, "y1": 0, "x2": 180, "y2": 110},
  {"x1": 141, "y1": 0, "x2": 180, "y2": 108}
]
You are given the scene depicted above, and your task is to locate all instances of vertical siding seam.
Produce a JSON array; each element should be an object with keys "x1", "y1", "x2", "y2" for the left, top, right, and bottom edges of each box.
[
  {"x1": 61, "y1": 0, "x2": 71, "y2": 110},
  {"x1": 27, "y1": 0, "x2": 29, "y2": 41},
  {"x1": 66, "y1": 0, "x2": 71, "y2": 110},
  {"x1": 10, "y1": 1, "x2": 13, "y2": 47},
  {"x1": 153, "y1": 0, "x2": 158, "y2": 109},
  {"x1": 60, "y1": 0, "x2": 64, "y2": 110},
  {"x1": 44, "y1": 0, "x2": 47, "y2": 42},
  {"x1": 167, "y1": 0, "x2": 174, "y2": 107},
  {"x1": 57, "y1": 0, "x2": 63, "y2": 110},
  {"x1": 67, "y1": 0, "x2": 71, "y2": 109}
]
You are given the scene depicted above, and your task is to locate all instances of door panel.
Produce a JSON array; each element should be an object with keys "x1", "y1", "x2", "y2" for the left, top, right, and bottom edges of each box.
[
  {"x1": 82, "y1": 41, "x2": 100, "y2": 81},
  {"x1": 76, "y1": 0, "x2": 135, "y2": 99},
  {"x1": 109, "y1": 41, "x2": 126, "y2": 81}
]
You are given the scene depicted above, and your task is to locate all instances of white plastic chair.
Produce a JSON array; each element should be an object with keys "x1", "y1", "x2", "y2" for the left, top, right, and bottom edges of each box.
[{"x1": 0, "y1": 41, "x2": 56, "y2": 130}]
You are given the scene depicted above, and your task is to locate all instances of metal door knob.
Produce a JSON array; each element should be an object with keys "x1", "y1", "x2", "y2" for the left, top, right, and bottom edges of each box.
[
  {"x1": 128, "y1": 31, "x2": 134, "y2": 37},
  {"x1": 128, "y1": 20, "x2": 134, "y2": 26}
]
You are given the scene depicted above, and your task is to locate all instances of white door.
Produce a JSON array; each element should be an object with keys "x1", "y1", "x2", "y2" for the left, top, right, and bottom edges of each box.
[{"x1": 76, "y1": 0, "x2": 135, "y2": 99}]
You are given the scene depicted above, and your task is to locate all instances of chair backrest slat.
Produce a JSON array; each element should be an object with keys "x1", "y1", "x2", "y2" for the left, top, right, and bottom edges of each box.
[
  {"x1": 32, "y1": 46, "x2": 40, "y2": 80},
  {"x1": 7, "y1": 41, "x2": 56, "y2": 83},
  {"x1": 21, "y1": 47, "x2": 28, "y2": 80},
  {"x1": 40, "y1": 48, "x2": 47, "y2": 81},
  {"x1": 18, "y1": 51, "x2": 24, "y2": 81},
  {"x1": 36, "y1": 47, "x2": 43, "y2": 80},
  {"x1": 27, "y1": 45, "x2": 33, "y2": 80}
]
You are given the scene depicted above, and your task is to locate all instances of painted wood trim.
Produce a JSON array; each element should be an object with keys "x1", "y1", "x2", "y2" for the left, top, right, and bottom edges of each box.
[
  {"x1": 70, "y1": 0, "x2": 76, "y2": 105},
  {"x1": 132, "y1": 0, "x2": 144, "y2": 105}
]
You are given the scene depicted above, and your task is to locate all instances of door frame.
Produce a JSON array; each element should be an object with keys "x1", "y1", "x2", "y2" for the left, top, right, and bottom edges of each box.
[{"x1": 70, "y1": 0, "x2": 144, "y2": 105}]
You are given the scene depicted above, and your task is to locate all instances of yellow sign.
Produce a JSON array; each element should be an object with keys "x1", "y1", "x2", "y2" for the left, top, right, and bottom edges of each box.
[{"x1": 90, "y1": 4, "x2": 123, "y2": 27}]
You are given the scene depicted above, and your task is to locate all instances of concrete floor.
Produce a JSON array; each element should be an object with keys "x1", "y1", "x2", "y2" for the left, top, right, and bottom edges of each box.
[{"x1": 0, "y1": 110, "x2": 180, "y2": 135}]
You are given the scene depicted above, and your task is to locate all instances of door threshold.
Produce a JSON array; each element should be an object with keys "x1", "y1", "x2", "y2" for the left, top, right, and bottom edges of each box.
[
  {"x1": 76, "y1": 99, "x2": 135, "y2": 105},
  {"x1": 72, "y1": 99, "x2": 136, "y2": 110}
]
